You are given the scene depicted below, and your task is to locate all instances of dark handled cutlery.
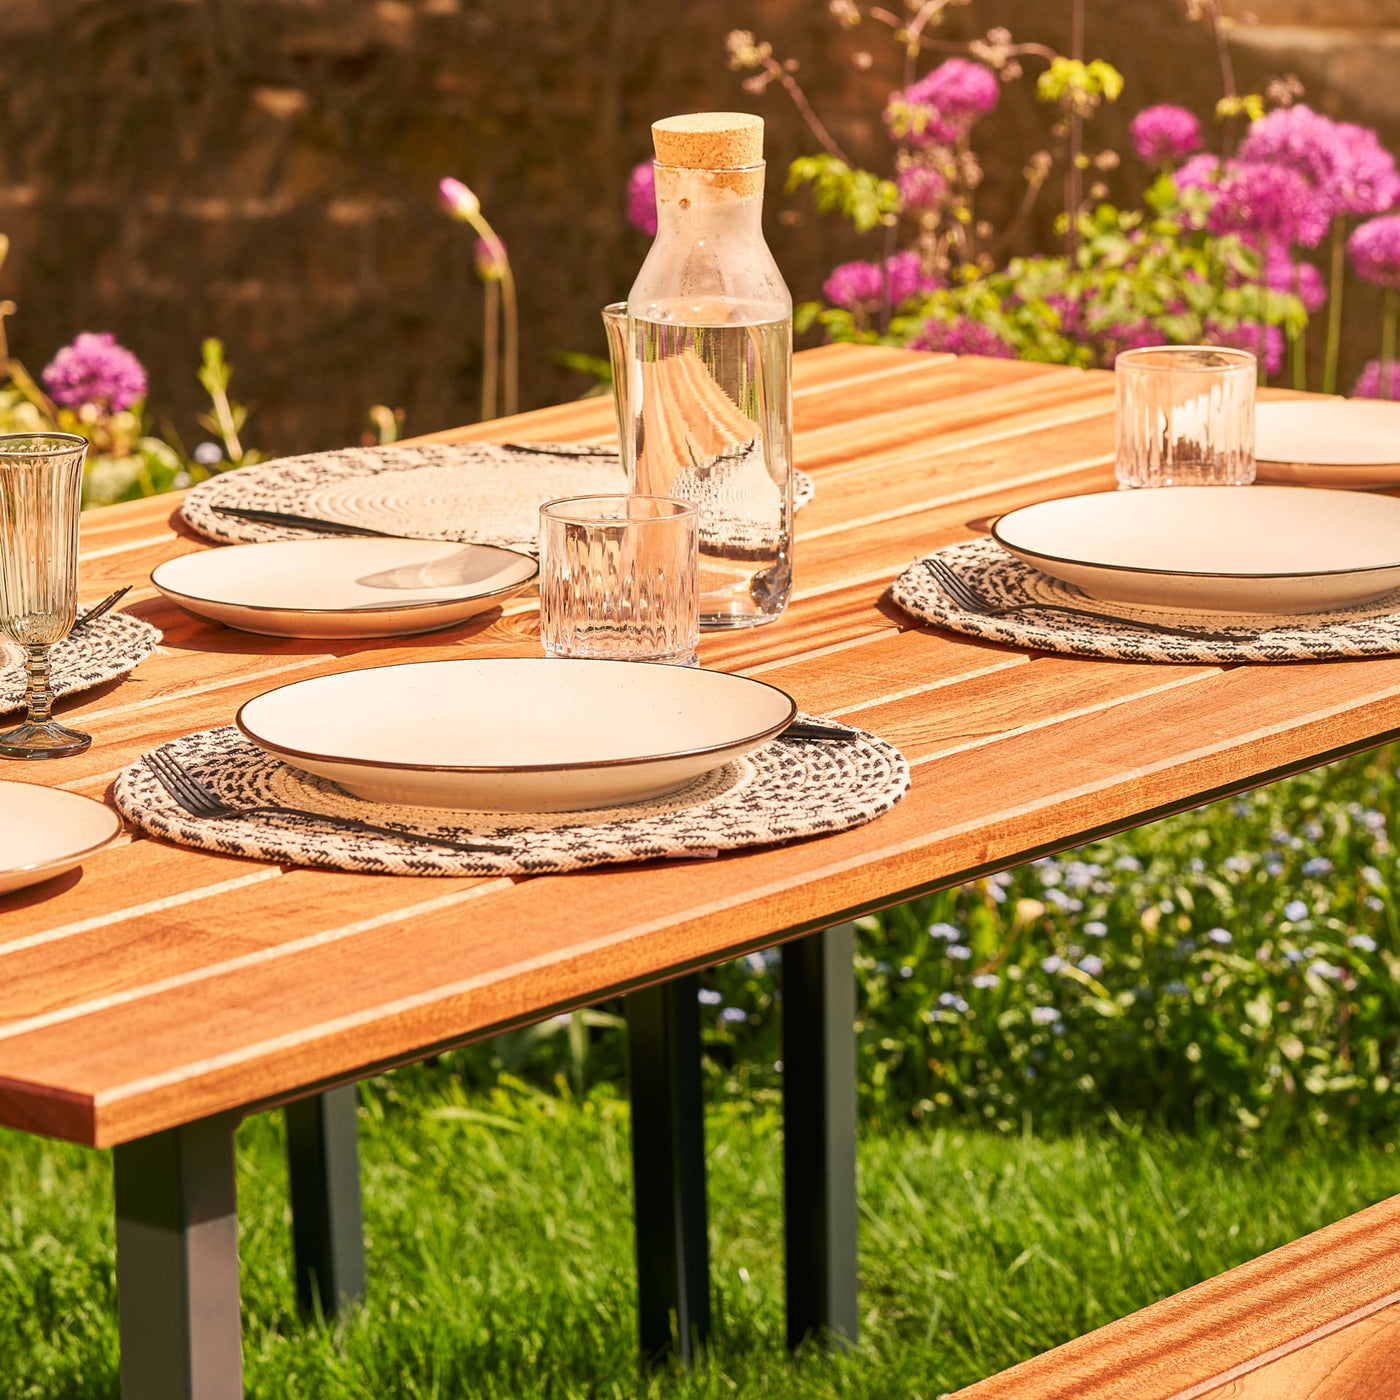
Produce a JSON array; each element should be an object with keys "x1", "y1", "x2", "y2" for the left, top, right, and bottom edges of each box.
[
  {"x1": 922, "y1": 557, "x2": 1256, "y2": 641},
  {"x1": 211, "y1": 504, "x2": 405, "y2": 538},
  {"x1": 145, "y1": 747, "x2": 514, "y2": 857},
  {"x1": 71, "y1": 585, "x2": 133, "y2": 633},
  {"x1": 783, "y1": 717, "x2": 860, "y2": 741},
  {"x1": 498, "y1": 442, "x2": 618, "y2": 459}
]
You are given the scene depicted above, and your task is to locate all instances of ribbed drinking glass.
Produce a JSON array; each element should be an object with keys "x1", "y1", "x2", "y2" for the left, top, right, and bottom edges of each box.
[
  {"x1": 1116, "y1": 346, "x2": 1257, "y2": 488},
  {"x1": 0, "y1": 432, "x2": 91, "y2": 758},
  {"x1": 539, "y1": 495, "x2": 698, "y2": 665}
]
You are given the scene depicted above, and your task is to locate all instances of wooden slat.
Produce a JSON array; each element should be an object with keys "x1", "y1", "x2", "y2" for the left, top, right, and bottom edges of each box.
[
  {"x1": 5, "y1": 350, "x2": 1400, "y2": 1146},
  {"x1": 951, "y1": 1193, "x2": 1400, "y2": 1400}
]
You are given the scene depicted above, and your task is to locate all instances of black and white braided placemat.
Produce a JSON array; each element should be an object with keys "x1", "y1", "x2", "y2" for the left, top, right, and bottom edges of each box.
[
  {"x1": 889, "y1": 538, "x2": 1400, "y2": 664},
  {"x1": 181, "y1": 442, "x2": 815, "y2": 556},
  {"x1": 0, "y1": 611, "x2": 162, "y2": 715},
  {"x1": 114, "y1": 718, "x2": 909, "y2": 876}
]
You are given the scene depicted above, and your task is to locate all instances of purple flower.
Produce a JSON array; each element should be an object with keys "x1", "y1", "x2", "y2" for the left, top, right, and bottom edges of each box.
[
  {"x1": 1349, "y1": 215, "x2": 1400, "y2": 288},
  {"x1": 1181, "y1": 159, "x2": 1330, "y2": 248},
  {"x1": 626, "y1": 160, "x2": 657, "y2": 237},
  {"x1": 884, "y1": 250, "x2": 940, "y2": 303},
  {"x1": 1264, "y1": 241, "x2": 1327, "y2": 312},
  {"x1": 1203, "y1": 317, "x2": 1285, "y2": 375},
  {"x1": 1353, "y1": 358, "x2": 1400, "y2": 399},
  {"x1": 885, "y1": 58, "x2": 999, "y2": 148},
  {"x1": 823, "y1": 261, "x2": 883, "y2": 310},
  {"x1": 438, "y1": 176, "x2": 480, "y2": 219},
  {"x1": 1131, "y1": 105, "x2": 1202, "y2": 164},
  {"x1": 473, "y1": 236, "x2": 508, "y2": 282},
  {"x1": 42, "y1": 332, "x2": 147, "y2": 413},
  {"x1": 909, "y1": 315, "x2": 1017, "y2": 358},
  {"x1": 897, "y1": 163, "x2": 949, "y2": 212},
  {"x1": 1239, "y1": 104, "x2": 1400, "y2": 220},
  {"x1": 823, "y1": 253, "x2": 938, "y2": 310}
]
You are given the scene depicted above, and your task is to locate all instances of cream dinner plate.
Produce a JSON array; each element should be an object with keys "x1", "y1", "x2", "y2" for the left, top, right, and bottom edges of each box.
[
  {"x1": 236, "y1": 658, "x2": 799, "y2": 812},
  {"x1": 151, "y1": 538, "x2": 538, "y2": 638},
  {"x1": 1255, "y1": 398, "x2": 1400, "y2": 487},
  {"x1": 0, "y1": 782, "x2": 122, "y2": 896},
  {"x1": 991, "y1": 485, "x2": 1400, "y2": 614}
]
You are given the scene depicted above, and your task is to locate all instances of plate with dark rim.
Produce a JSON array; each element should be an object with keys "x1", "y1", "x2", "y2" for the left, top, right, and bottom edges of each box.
[
  {"x1": 152, "y1": 538, "x2": 538, "y2": 638},
  {"x1": 991, "y1": 485, "x2": 1400, "y2": 614},
  {"x1": 235, "y1": 658, "x2": 798, "y2": 811},
  {"x1": 0, "y1": 782, "x2": 122, "y2": 896}
]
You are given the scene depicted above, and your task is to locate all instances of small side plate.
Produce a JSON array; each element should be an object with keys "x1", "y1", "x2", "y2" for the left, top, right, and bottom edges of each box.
[
  {"x1": 0, "y1": 782, "x2": 122, "y2": 896},
  {"x1": 152, "y1": 538, "x2": 538, "y2": 639}
]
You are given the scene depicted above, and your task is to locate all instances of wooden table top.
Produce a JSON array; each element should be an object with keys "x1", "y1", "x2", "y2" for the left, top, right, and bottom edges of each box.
[{"x1": 5, "y1": 345, "x2": 1399, "y2": 1149}]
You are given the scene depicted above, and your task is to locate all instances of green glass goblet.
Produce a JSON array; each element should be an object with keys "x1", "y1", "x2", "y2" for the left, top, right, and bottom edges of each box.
[{"x1": 0, "y1": 432, "x2": 91, "y2": 759}]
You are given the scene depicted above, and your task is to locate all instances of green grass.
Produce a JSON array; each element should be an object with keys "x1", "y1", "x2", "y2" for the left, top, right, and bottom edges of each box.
[{"x1": 3, "y1": 1069, "x2": 1397, "y2": 1399}]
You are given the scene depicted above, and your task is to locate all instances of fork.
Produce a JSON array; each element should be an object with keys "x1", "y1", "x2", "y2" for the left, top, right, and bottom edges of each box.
[
  {"x1": 71, "y1": 585, "x2": 132, "y2": 633},
  {"x1": 145, "y1": 747, "x2": 513, "y2": 856},
  {"x1": 922, "y1": 558, "x2": 1255, "y2": 641}
]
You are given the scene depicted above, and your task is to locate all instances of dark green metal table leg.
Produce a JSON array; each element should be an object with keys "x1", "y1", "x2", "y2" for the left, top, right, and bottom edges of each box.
[
  {"x1": 286, "y1": 1086, "x2": 365, "y2": 1318},
  {"x1": 626, "y1": 973, "x2": 710, "y2": 1365},
  {"x1": 782, "y1": 922, "x2": 858, "y2": 1351},
  {"x1": 114, "y1": 1113, "x2": 243, "y2": 1400}
]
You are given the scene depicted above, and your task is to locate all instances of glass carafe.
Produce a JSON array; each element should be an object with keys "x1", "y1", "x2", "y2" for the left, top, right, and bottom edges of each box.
[{"x1": 622, "y1": 113, "x2": 793, "y2": 629}]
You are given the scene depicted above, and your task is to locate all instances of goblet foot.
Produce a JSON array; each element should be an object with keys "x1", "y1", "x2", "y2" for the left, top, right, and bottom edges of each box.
[{"x1": 0, "y1": 716, "x2": 91, "y2": 759}]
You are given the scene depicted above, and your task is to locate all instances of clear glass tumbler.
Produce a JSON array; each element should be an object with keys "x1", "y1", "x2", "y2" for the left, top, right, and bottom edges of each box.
[
  {"x1": 0, "y1": 432, "x2": 91, "y2": 759},
  {"x1": 539, "y1": 495, "x2": 698, "y2": 665},
  {"x1": 1115, "y1": 346, "x2": 1257, "y2": 488}
]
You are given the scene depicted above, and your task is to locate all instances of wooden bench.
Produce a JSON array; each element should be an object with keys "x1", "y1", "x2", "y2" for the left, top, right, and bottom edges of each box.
[{"x1": 953, "y1": 1193, "x2": 1400, "y2": 1399}]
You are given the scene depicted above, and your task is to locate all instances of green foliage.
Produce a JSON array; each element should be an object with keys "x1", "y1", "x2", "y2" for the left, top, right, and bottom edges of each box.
[
  {"x1": 2, "y1": 1080, "x2": 1396, "y2": 1398},
  {"x1": 1036, "y1": 57, "x2": 1124, "y2": 111},
  {"x1": 787, "y1": 155, "x2": 899, "y2": 234}
]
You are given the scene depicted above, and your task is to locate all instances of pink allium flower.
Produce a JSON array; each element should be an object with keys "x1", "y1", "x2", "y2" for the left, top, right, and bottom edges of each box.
[
  {"x1": 42, "y1": 332, "x2": 147, "y2": 412},
  {"x1": 1353, "y1": 358, "x2": 1400, "y2": 398},
  {"x1": 1181, "y1": 158, "x2": 1329, "y2": 248},
  {"x1": 438, "y1": 176, "x2": 480, "y2": 220},
  {"x1": 823, "y1": 260, "x2": 883, "y2": 309},
  {"x1": 1349, "y1": 214, "x2": 1400, "y2": 287},
  {"x1": 1130, "y1": 105, "x2": 1201, "y2": 164},
  {"x1": 627, "y1": 160, "x2": 657, "y2": 237},
  {"x1": 825, "y1": 253, "x2": 939, "y2": 310},
  {"x1": 909, "y1": 315, "x2": 1016, "y2": 358},
  {"x1": 473, "y1": 236, "x2": 508, "y2": 282},
  {"x1": 884, "y1": 58, "x2": 999, "y2": 148},
  {"x1": 1238, "y1": 104, "x2": 1400, "y2": 220},
  {"x1": 1264, "y1": 240, "x2": 1326, "y2": 311},
  {"x1": 896, "y1": 163, "x2": 949, "y2": 211},
  {"x1": 1203, "y1": 317, "x2": 1285, "y2": 375},
  {"x1": 884, "y1": 250, "x2": 941, "y2": 304}
]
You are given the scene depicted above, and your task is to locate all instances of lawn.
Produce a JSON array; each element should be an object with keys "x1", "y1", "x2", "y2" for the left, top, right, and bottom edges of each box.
[{"x1": 3, "y1": 1071, "x2": 1396, "y2": 1400}]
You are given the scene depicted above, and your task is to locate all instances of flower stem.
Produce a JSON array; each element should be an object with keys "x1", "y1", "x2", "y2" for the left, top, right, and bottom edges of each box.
[
  {"x1": 1323, "y1": 219, "x2": 1347, "y2": 395},
  {"x1": 1382, "y1": 287, "x2": 1397, "y2": 401},
  {"x1": 481, "y1": 277, "x2": 500, "y2": 421},
  {"x1": 499, "y1": 253, "x2": 519, "y2": 418}
]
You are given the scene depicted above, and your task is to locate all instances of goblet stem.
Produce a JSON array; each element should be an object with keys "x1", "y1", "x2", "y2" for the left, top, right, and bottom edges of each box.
[
  {"x1": 24, "y1": 644, "x2": 54, "y2": 723},
  {"x1": 0, "y1": 641, "x2": 91, "y2": 759}
]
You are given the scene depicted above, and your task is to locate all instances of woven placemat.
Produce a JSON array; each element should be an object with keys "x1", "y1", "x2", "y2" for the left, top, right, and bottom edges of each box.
[
  {"x1": 1, "y1": 610, "x2": 162, "y2": 715},
  {"x1": 889, "y1": 538, "x2": 1400, "y2": 664},
  {"x1": 180, "y1": 442, "x2": 815, "y2": 556},
  {"x1": 114, "y1": 718, "x2": 909, "y2": 876}
]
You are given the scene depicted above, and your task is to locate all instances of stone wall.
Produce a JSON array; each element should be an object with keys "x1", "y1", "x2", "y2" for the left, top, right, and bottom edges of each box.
[{"x1": 0, "y1": 0, "x2": 1396, "y2": 455}]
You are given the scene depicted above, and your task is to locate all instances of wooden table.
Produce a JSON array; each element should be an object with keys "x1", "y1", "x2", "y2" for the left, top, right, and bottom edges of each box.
[{"x1": 6, "y1": 346, "x2": 1400, "y2": 1398}]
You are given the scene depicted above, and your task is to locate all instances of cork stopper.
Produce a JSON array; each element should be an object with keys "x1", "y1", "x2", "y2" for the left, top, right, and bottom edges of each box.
[{"x1": 652, "y1": 112, "x2": 764, "y2": 170}]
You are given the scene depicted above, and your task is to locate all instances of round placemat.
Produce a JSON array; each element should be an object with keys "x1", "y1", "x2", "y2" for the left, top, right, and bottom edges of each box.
[
  {"x1": 114, "y1": 718, "x2": 909, "y2": 876},
  {"x1": 181, "y1": 442, "x2": 816, "y2": 555},
  {"x1": 0, "y1": 610, "x2": 163, "y2": 715},
  {"x1": 889, "y1": 538, "x2": 1400, "y2": 664}
]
